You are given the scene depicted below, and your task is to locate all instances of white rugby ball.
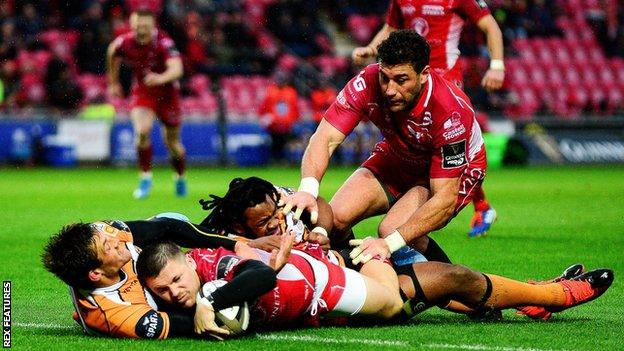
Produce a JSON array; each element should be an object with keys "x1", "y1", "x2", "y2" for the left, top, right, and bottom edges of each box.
[{"x1": 201, "y1": 279, "x2": 250, "y2": 336}]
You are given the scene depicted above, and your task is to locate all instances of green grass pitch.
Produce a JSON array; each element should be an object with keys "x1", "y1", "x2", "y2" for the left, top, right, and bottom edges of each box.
[{"x1": 1, "y1": 165, "x2": 623, "y2": 350}]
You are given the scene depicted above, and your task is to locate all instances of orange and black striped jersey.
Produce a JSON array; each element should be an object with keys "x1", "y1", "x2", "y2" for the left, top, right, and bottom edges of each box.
[{"x1": 69, "y1": 221, "x2": 170, "y2": 339}]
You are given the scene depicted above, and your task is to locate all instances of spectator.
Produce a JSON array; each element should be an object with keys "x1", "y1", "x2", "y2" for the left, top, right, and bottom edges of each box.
[
  {"x1": 16, "y1": 3, "x2": 43, "y2": 42},
  {"x1": 310, "y1": 76, "x2": 336, "y2": 123},
  {"x1": 45, "y1": 57, "x2": 83, "y2": 111},
  {"x1": 259, "y1": 71, "x2": 300, "y2": 162}
]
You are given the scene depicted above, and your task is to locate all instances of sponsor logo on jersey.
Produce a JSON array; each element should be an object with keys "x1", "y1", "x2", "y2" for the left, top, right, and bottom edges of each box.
[
  {"x1": 422, "y1": 5, "x2": 444, "y2": 16},
  {"x1": 442, "y1": 140, "x2": 467, "y2": 168},
  {"x1": 217, "y1": 255, "x2": 242, "y2": 279},
  {"x1": 336, "y1": 89, "x2": 348, "y2": 107},
  {"x1": 402, "y1": 5, "x2": 417, "y2": 15},
  {"x1": 411, "y1": 17, "x2": 430, "y2": 36},
  {"x1": 442, "y1": 112, "x2": 466, "y2": 140},
  {"x1": 136, "y1": 311, "x2": 163, "y2": 339}
]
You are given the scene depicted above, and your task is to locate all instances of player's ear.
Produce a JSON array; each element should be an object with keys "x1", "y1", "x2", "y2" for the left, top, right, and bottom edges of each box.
[
  {"x1": 419, "y1": 65, "x2": 430, "y2": 84},
  {"x1": 186, "y1": 255, "x2": 196, "y2": 270},
  {"x1": 88, "y1": 269, "x2": 103, "y2": 283}
]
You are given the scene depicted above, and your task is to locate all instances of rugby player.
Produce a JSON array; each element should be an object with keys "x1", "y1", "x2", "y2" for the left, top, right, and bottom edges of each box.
[
  {"x1": 106, "y1": 4, "x2": 187, "y2": 199},
  {"x1": 197, "y1": 176, "x2": 614, "y2": 323},
  {"x1": 352, "y1": 0, "x2": 506, "y2": 237},
  {"x1": 42, "y1": 214, "x2": 247, "y2": 338},
  {"x1": 284, "y1": 30, "x2": 487, "y2": 266}
]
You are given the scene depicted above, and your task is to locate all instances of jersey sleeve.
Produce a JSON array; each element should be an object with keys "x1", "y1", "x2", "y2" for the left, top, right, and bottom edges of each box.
[
  {"x1": 385, "y1": 0, "x2": 403, "y2": 28},
  {"x1": 323, "y1": 69, "x2": 372, "y2": 135},
  {"x1": 160, "y1": 35, "x2": 180, "y2": 60},
  {"x1": 72, "y1": 290, "x2": 170, "y2": 339},
  {"x1": 190, "y1": 248, "x2": 250, "y2": 283},
  {"x1": 457, "y1": 0, "x2": 491, "y2": 23},
  {"x1": 429, "y1": 109, "x2": 474, "y2": 178},
  {"x1": 110, "y1": 35, "x2": 126, "y2": 58}
]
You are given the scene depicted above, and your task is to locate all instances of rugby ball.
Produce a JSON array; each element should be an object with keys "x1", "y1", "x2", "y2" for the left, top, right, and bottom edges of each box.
[{"x1": 200, "y1": 280, "x2": 250, "y2": 336}]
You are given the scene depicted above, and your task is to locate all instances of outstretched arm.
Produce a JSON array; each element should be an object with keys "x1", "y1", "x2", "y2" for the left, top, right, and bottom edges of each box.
[
  {"x1": 352, "y1": 24, "x2": 397, "y2": 65},
  {"x1": 477, "y1": 14, "x2": 505, "y2": 92}
]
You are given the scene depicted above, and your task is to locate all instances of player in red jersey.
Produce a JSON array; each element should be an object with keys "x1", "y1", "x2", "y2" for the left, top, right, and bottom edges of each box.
[
  {"x1": 285, "y1": 30, "x2": 487, "y2": 267},
  {"x1": 352, "y1": 0, "x2": 504, "y2": 237},
  {"x1": 106, "y1": 6, "x2": 186, "y2": 199}
]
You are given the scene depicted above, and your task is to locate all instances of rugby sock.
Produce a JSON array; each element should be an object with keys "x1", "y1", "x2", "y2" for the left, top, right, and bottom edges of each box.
[
  {"x1": 170, "y1": 154, "x2": 186, "y2": 176},
  {"x1": 472, "y1": 187, "x2": 490, "y2": 211},
  {"x1": 483, "y1": 274, "x2": 566, "y2": 309},
  {"x1": 422, "y1": 238, "x2": 451, "y2": 263},
  {"x1": 137, "y1": 145, "x2": 153, "y2": 172}
]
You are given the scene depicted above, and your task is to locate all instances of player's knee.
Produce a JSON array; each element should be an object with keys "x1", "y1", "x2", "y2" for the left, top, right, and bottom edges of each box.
[
  {"x1": 377, "y1": 220, "x2": 395, "y2": 238},
  {"x1": 332, "y1": 210, "x2": 353, "y2": 233},
  {"x1": 443, "y1": 264, "x2": 480, "y2": 290}
]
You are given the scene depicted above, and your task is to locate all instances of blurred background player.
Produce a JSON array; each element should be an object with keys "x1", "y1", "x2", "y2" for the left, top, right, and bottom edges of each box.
[
  {"x1": 352, "y1": 0, "x2": 505, "y2": 237},
  {"x1": 106, "y1": 1, "x2": 186, "y2": 199}
]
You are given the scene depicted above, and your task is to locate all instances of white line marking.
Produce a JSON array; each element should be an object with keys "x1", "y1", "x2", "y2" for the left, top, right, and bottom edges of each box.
[
  {"x1": 423, "y1": 344, "x2": 569, "y2": 351},
  {"x1": 255, "y1": 334, "x2": 410, "y2": 347},
  {"x1": 13, "y1": 322, "x2": 76, "y2": 330}
]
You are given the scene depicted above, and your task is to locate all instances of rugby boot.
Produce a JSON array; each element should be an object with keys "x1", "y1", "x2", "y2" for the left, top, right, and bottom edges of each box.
[
  {"x1": 516, "y1": 263, "x2": 585, "y2": 320},
  {"x1": 133, "y1": 177, "x2": 152, "y2": 199},
  {"x1": 175, "y1": 177, "x2": 187, "y2": 197},
  {"x1": 468, "y1": 207, "x2": 497, "y2": 237}
]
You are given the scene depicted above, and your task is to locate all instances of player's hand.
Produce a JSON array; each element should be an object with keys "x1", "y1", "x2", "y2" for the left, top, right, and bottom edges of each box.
[
  {"x1": 349, "y1": 237, "x2": 391, "y2": 265},
  {"x1": 282, "y1": 191, "x2": 319, "y2": 223},
  {"x1": 352, "y1": 46, "x2": 377, "y2": 66},
  {"x1": 107, "y1": 82, "x2": 123, "y2": 98},
  {"x1": 234, "y1": 241, "x2": 261, "y2": 260},
  {"x1": 194, "y1": 301, "x2": 230, "y2": 339},
  {"x1": 144, "y1": 72, "x2": 165, "y2": 87},
  {"x1": 481, "y1": 69, "x2": 505, "y2": 92},
  {"x1": 306, "y1": 229, "x2": 331, "y2": 251},
  {"x1": 247, "y1": 235, "x2": 282, "y2": 252},
  {"x1": 269, "y1": 232, "x2": 294, "y2": 271}
]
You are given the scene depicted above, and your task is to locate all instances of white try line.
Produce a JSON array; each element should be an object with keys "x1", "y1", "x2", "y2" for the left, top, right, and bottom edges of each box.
[
  {"x1": 13, "y1": 323, "x2": 568, "y2": 351},
  {"x1": 255, "y1": 334, "x2": 568, "y2": 351}
]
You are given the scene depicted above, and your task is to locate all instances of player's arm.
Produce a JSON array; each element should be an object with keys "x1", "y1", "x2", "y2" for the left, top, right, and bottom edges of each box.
[
  {"x1": 352, "y1": 23, "x2": 397, "y2": 65},
  {"x1": 394, "y1": 177, "x2": 460, "y2": 242},
  {"x1": 144, "y1": 57, "x2": 183, "y2": 87},
  {"x1": 283, "y1": 119, "x2": 347, "y2": 221},
  {"x1": 106, "y1": 39, "x2": 123, "y2": 97},
  {"x1": 125, "y1": 218, "x2": 238, "y2": 251},
  {"x1": 476, "y1": 14, "x2": 505, "y2": 91}
]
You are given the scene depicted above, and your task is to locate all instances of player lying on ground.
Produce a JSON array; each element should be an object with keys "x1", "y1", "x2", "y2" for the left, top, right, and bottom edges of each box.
[
  {"x1": 197, "y1": 176, "x2": 614, "y2": 324},
  {"x1": 42, "y1": 214, "x2": 257, "y2": 339},
  {"x1": 137, "y1": 238, "x2": 614, "y2": 339}
]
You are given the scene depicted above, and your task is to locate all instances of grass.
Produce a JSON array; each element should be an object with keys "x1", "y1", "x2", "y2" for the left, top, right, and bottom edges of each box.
[{"x1": 1, "y1": 165, "x2": 623, "y2": 350}]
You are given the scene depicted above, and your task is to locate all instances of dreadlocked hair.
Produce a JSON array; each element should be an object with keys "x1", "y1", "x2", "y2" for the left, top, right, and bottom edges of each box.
[{"x1": 199, "y1": 177, "x2": 280, "y2": 234}]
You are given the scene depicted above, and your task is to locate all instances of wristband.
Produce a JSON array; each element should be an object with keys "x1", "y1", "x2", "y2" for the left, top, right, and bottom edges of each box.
[
  {"x1": 384, "y1": 230, "x2": 407, "y2": 253},
  {"x1": 298, "y1": 177, "x2": 319, "y2": 199},
  {"x1": 196, "y1": 292, "x2": 214, "y2": 310},
  {"x1": 489, "y1": 59, "x2": 505, "y2": 71},
  {"x1": 311, "y1": 226, "x2": 328, "y2": 237}
]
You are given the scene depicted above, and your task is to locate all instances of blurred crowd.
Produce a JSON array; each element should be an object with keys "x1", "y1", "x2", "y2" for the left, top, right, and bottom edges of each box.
[{"x1": 0, "y1": 0, "x2": 623, "y2": 117}]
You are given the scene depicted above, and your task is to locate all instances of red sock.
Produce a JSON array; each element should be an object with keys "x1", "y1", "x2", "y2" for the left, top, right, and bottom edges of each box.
[
  {"x1": 170, "y1": 154, "x2": 186, "y2": 176},
  {"x1": 137, "y1": 145, "x2": 153, "y2": 173},
  {"x1": 472, "y1": 186, "x2": 490, "y2": 212}
]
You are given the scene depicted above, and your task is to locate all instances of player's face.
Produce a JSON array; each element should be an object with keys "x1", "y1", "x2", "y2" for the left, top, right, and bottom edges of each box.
[
  {"x1": 146, "y1": 256, "x2": 201, "y2": 309},
  {"x1": 92, "y1": 230, "x2": 132, "y2": 275},
  {"x1": 130, "y1": 12, "x2": 155, "y2": 43},
  {"x1": 241, "y1": 194, "x2": 285, "y2": 238},
  {"x1": 379, "y1": 63, "x2": 429, "y2": 112}
]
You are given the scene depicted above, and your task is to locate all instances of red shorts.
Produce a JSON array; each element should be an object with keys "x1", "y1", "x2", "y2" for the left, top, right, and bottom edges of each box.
[
  {"x1": 436, "y1": 60, "x2": 464, "y2": 90},
  {"x1": 362, "y1": 140, "x2": 486, "y2": 215},
  {"x1": 131, "y1": 86, "x2": 182, "y2": 127}
]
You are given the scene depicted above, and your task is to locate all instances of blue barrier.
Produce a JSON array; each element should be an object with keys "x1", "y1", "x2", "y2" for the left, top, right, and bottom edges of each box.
[{"x1": 0, "y1": 120, "x2": 56, "y2": 163}]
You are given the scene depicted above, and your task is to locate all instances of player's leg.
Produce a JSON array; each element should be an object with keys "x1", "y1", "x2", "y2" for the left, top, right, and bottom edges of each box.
[
  {"x1": 378, "y1": 186, "x2": 451, "y2": 264},
  {"x1": 401, "y1": 262, "x2": 614, "y2": 318},
  {"x1": 162, "y1": 124, "x2": 187, "y2": 197},
  {"x1": 329, "y1": 167, "x2": 390, "y2": 248},
  {"x1": 130, "y1": 106, "x2": 156, "y2": 199}
]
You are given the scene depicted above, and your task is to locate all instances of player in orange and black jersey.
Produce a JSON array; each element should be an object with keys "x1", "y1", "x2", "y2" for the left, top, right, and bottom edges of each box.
[{"x1": 42, "y1": 215, "x2": 239, "y2": 338}]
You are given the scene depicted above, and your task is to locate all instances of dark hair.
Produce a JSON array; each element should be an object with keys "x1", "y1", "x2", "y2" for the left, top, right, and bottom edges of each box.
[
  {"x1": 199, "y1": 177, "x2": 280, "y2": 235},
  {"x1": 136, "y1": 241, "x2": 185, "y2": 287},
  {"x1": 377, "y1": 29, "x2": 431, "y2": 73},
  {"x1": 41, "y1": 223, "x2": 100, "y2": 289}
]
